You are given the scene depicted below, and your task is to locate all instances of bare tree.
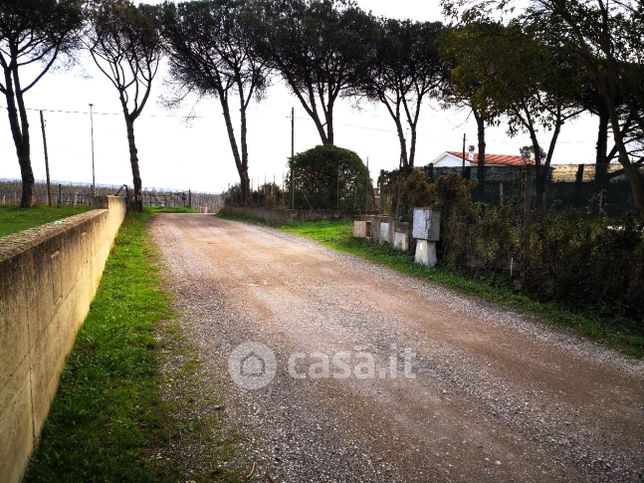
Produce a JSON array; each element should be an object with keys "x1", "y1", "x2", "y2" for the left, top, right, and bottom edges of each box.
[
  {"x1": 86, "y1": 0, "x2": 162, "y2": 211},
  {"x1": 0, "y1": 0, "x2": 83, "y2": 207}
]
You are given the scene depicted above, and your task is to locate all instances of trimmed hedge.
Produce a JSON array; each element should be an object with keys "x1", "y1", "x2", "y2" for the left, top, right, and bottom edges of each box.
[{"x1": 289, "y1": 145, "x2": 372, "y2": 210}]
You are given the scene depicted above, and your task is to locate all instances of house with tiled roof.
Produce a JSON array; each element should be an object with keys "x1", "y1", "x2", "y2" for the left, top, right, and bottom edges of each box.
[{"x1": 431, "y1": 151, "x2": 534, "y2": 168}]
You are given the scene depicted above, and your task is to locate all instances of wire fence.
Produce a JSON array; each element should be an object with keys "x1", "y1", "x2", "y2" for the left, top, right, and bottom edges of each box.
[
  {"x1": 224, "y1": 170, "x2": 377, "y2": 214},
  {"x1": 378, "y1": 163, "x2": 640, "y2": 219},
  {"x1": 0, "y1": 179, "x2": 224, "y2": 213}
]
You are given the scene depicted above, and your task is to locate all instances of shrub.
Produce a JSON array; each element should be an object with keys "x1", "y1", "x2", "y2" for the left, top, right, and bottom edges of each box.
[
  {"x1": 289, "y1": 145, "x2": 372, "y2": 210},
  {"x1": 523, "y1": 211, "x2": 644, "y2": 321},
  {"x1": 382, "y1": 168, "x2": 644, "y2": 325}
]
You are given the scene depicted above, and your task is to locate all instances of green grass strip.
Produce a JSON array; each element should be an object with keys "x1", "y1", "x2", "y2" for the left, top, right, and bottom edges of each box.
[
  {"x1": 0, "y1": 205, "x2": 89, "y2": 237},
  {"x1": 26, "y1": 209, "x2": 247, "y2": 481},
  {"x1": 25, "y1": 211, "x2": 173, "y2": 481},
  {"x1": 218, "y1": 212, "x2": 643, "y2": 358},
  {"x1": 148, "y1": 206, "x2": 199, "y2": 213}
]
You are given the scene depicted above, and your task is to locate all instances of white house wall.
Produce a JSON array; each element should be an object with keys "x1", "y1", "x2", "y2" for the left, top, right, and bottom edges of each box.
[{"x1": 431, "y1": 153, "x2": 471, "y2": 167}]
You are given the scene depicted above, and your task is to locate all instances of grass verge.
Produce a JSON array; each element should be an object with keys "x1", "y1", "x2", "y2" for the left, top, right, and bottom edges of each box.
[
  {"x1": 26, "y1": 211, "x2": 245, "y2": 481},
  {"x1": 149, "y1": 206, "x2": 199, "y2": 213},
  {"x1": 218, "y1": 212, "x2": 643, "y2": 358},
  {"x1": 0, "y1": 205, "x2": 88, "y2": 237}
]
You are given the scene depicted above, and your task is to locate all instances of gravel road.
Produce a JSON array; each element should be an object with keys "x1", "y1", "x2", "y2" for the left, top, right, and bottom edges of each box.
[{"x1": 150, "y1": 214, "x2": 643, "y2": 482}]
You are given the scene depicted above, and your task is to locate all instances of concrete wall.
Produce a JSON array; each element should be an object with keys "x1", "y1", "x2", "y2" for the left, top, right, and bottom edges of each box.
[
  {"x1": 221, "y1": 206, "x2": 379, "y2": 224},
  {"x1": 354, "y1": 215, "x2": 410, "y2": 252},
  {"x1": 0, "y1": 196, "x2": 126, "y2": 483}
]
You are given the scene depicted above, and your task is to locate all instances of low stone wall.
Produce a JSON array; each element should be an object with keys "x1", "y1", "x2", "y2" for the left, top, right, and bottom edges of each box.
[
  {"x1": 0, "y1": 196, "x2": 126, "y2": 483},
  {"x1": 220, "y1": 206, "x2": 378, "y2": 224},
  {"x1": 354, "y1": 215, "x2": 411, "y2": 252}
]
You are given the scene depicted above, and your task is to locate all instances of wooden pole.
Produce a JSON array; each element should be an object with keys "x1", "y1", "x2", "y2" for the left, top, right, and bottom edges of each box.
[
  {"x1": 366, "y1": 157, "x2": 370, "y2": 214},
  {"x1": 336, "y1": 164, "x2": 340, "y2": 212},
  {"x1": 291, "y1": 107, "x2": 295, "y2": 210},
  {"x1": 40, "y1": 111, "x2": 52, "y2": 207},
  {"x1": 89, "y1": 104, "x2": 96, "y2": 197},
  {"x1": 462, "y1": 133, "x2": 466, "y2": 176}
]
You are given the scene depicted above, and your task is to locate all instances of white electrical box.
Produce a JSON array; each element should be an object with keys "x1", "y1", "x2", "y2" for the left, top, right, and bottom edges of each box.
[{"x1": 412, "y1": 208, "x2": 441, "y2": 241}]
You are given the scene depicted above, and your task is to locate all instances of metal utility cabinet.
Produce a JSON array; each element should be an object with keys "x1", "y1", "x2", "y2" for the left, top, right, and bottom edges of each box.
[{"x1": 412, "y1": 208, "x2": 441, "y2": 267}]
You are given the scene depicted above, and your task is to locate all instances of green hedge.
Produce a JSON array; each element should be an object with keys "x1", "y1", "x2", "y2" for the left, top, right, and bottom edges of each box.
[{"x1": 288, "y1": 145, "x2": 372, "y2": 210}]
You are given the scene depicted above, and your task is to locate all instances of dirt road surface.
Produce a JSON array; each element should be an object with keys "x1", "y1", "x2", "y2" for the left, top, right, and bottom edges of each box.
[{"x1": 150, "y1": 214, "x2": 643, "y2": 482}]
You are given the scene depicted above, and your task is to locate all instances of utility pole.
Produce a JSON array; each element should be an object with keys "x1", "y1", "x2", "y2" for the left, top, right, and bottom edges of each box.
[
  {"x1": 291, "y1": 107, "x2": 295, "y2": 210},
  {"x1": 89, "y1": 103, "x2": 96, "y2": 197},
  {"x1": 336, "y1": 164, "x2": 340, "y2": 212},
  {"x1": 40, "y1": 110, "x2": 52, "y2": 207},
  {"x1": 462, "y1": 133, "x2": 466, "y2": 175},
  {"x1": 366, "y1": 156, "x2": 370, "y2": 214}
]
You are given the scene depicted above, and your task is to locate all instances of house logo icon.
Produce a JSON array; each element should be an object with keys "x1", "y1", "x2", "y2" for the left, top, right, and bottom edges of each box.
[{"x1": 228, "y1": 342, "x2": 276, "y2": 390}]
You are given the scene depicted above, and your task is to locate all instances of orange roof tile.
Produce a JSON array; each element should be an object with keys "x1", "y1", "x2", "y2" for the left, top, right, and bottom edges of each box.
[{"x1": 447, "y1": 151, "x2": 534, "y2": 166}]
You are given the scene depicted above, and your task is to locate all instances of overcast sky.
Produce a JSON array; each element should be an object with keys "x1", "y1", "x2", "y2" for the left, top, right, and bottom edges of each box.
[{"x1": 0, "y1": 0, "x2": 599, "y2": 194}]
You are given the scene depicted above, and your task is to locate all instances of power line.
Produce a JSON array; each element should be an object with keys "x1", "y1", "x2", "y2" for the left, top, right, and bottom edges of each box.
[
  {"x1": 3, "y1": 105, "x2": 599, "y2": 145},
  {"x1": 1, "y1": 105, "x2": 207, "y2": 119}
]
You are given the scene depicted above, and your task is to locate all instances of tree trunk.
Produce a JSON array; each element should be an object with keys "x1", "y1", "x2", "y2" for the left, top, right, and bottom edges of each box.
[
  {"x1": 540, "y1": 120, "x2": 562, "y2": 207},
  {"x1": 596, "y1": 68, "x2": 644, "y2": 216},
  {"x1": 382, "y1": 98, "x2": 408, "y2": 170},
  {"x1": 239, "y1": 90, "x2": 251, "y2": 203},
  {"x1": 395, "y1": 117, "x2": 409, "y2": 169},
  {"x1": 219, "y1": 91, "x2": 251, "y2": 204},
  {"x1": 125, "y1": 116, "x2": 143, "y2": 212},
  {"x1": 325, "y1": 101, "x2": 334, "y2": 146},
  {"x1": 239, "y1": 168, "x2": 250, "y2": 202},
  {"x1": 4, "y1": 67, "x2": 34, "y2": 208},
  {"x1": 528, "y1": 132, "x2": 546, "y2": 203},
  {"x1": 282, "y1": 73, "x2": 329, "y2": 146},
  {"x1": 18, "y1": 150, "x2": 35, "y2": 209},
  {"x1": 609, "y1": 108, "x2": 644, "y2": 216},
  {"x1": 13, "y1": 69, "x2": 34, "y2": 209},
  {"x1": 473, "y1": 108, "x2": 486, "y2": 190},
  {"x1": 621, "y1": 160, "x2": 644, "y2": 217},
  {"x1": 408, "y1": 125, "x2": 417, "y2": 169},
  {"x1": 595, "y1": 108, "x2": 609, "y2": 186},
  {"x1": 311, "y1": 111, "x2": 329, "y2": 146}
]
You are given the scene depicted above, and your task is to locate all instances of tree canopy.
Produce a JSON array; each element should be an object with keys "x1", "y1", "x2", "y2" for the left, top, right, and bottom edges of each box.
[
  {"x1": 441, "y1": 0, "x2": 644, "y2": 213},
  {"x1": 0, "y1": 0, "x2": 83, "y2": 207},
  {"x1": 256, "y1": 0, "x2": 370, "y2": 145},
  {"x1": 87, "y1": 0, "x2": 162, "y2": 210},
  {"x1": 160, "y1": 0, "x2": 268, "y2": 201},
  {"x1": 358, "y1": 17, "x2": 445, "y2": 169},
  {"x1": 289, "y1": 144, "x2": 371, "y2": 210}
]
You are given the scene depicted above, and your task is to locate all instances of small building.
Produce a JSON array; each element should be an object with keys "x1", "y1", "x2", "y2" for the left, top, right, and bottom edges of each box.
[{"x1": 430, "y1": 151, "x2": 532, "y2": 168}]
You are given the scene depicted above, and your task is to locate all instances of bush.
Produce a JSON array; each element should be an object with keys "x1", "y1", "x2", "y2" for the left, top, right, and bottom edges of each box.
[
  {"x1": 382, "y1": 168, "x2": 644, "y2": 326},
  {"x1": 224, "y1": 182, "x2": 287, "y2": 208},
  {"x1": 523, "y1": 212, "x2": 644, "y2": 321},
  {"x1": 289, "y1": 145, "x2": 372, "y2": 210}
]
